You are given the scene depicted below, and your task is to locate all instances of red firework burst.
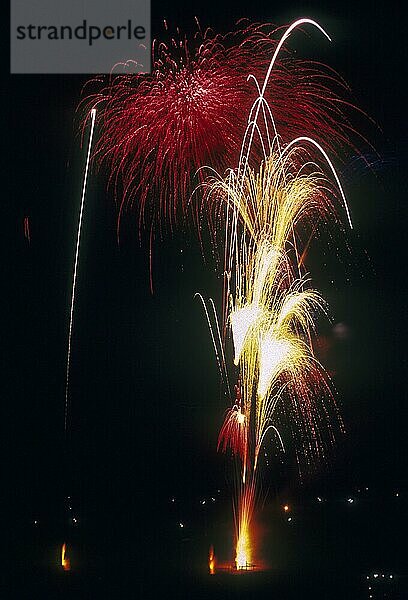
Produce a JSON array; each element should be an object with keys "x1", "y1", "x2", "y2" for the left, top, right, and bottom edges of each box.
[
  {"x1": 218, "y1": 382, "x2": 248, "y2": 461},
  {"x1": 82, "y1": 21, "x2": 363, "y2": 235}
]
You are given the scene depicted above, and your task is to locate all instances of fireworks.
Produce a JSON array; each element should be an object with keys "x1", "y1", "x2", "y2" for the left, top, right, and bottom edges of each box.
[
  {"x1": 201, "y1": 18, "x2": 351, "y2": 569},
  {"x1": 82, "y1": 20, "x2": 361, "y2": 236},
  {"x1": 214, "y1": 167, "x2": 340, "y2": 566},
  {"x1": 77, "y1": 15, "x2": 359, "y2": 574},
  {"x1": 208, "y1": 152, "x2": 346, "y2": 477}
]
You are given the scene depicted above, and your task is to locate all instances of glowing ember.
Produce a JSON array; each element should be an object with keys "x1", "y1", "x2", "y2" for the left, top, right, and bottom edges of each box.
[
  {"x1": 209, "y1": 545, "x2": 216, "y2": 575},
  {"x1": 61, "y1": 543, "x2": 71, "y2": 571}
]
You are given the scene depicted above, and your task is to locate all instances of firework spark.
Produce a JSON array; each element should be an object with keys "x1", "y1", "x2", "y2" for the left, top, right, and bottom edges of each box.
[
  {"x1": 202, "y1": 18, "x2": 351, "y2": 569},
  {"x1": 82, "y1": 20, "x2": 362, "y2": 237}
]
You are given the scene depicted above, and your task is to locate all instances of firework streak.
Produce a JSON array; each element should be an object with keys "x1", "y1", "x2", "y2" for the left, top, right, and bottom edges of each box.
[
  {"x1": 64, "y1": 109, "x2": 96, "y2": 433},
  {"x1": 201, "y1": 18, "x2": 350, "y2": 568}
]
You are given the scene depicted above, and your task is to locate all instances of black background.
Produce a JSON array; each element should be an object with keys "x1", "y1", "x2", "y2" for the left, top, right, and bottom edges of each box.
[{"x1": 5, "y1": 0, "x2": 407, "y2": 596}]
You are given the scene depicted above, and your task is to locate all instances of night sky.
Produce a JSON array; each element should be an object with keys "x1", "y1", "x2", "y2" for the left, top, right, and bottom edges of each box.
[{"x1": 5, "y1": 0, "x2": 407, "y2": 596}]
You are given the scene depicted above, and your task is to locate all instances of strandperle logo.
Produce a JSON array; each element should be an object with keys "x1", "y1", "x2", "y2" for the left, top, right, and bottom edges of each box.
[
  {"x1": 15, "y1": 21, "x2": 147, "y2": 46},
  {"x1": 11, "y1": 0, "x2": 151, "y2": 74}
]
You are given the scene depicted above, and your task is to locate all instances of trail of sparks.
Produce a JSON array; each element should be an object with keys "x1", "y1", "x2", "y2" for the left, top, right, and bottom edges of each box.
[
  {"x1": 195, "y1": 293, "x2": 231, "y2": 399},
  {"x1": 238, "y1": 18, "x2": 331, "y2": 186},
  {"x1": 23, "y1": 216, "x2": 31, "y2": 244},
  {"x1": 82, "y1": 20, "x2": 364, "y2": 238},
  {"x1": 64, "y1": 108, "x2": 96, "y2": 433},
  {"x1": 204, "y1": 18, "x2": 350, "y2": 569}
]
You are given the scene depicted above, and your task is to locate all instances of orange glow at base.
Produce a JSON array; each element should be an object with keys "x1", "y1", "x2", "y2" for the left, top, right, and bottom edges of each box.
[
  {"x1": 209, "y1": 545, "x2": 216, "y2": 574},
  {"x1": 61, "y1": 543, "x2": 71, "y2": 571}
]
